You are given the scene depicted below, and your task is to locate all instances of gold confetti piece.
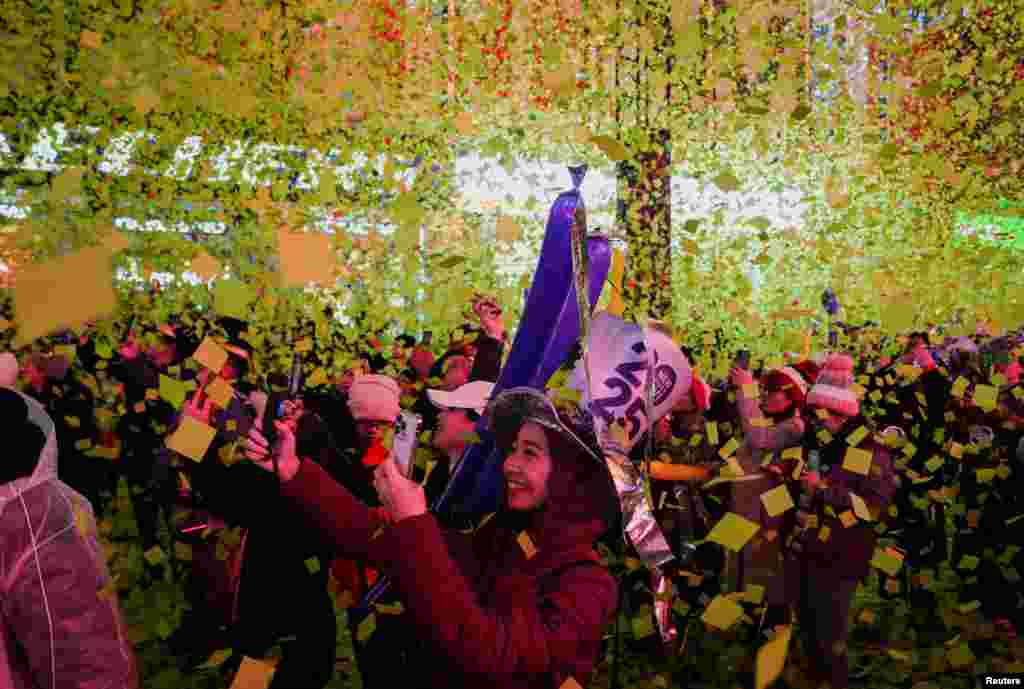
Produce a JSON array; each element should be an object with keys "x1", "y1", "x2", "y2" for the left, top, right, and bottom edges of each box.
[
  {"x1": 702, "y1": 595, "x2": 744, "y2": 630},
  {"x1": 632, "y1": 605, "x2": 656, "y2": 639},
  {"x1": 725, "y1": 456, "x2": 745, "y2": 477},
  {"x1": 760, "y1": 485, "x2": 794, "y2": 517},
  {"x1": 973, "y1": 384, "x2": 998, "y2": 410},
  {"x1": 74, "y1": 503, "x2": 92, "y2": 537},
  {"x1": 54, "y1": 344, "x2": 77, "y2": 363},
  {"x1": 189, "y1": 251, "x2": 222, "y2": 281},
  {"x1": 278, "y1": 228, "x2": 334, "y2": 287},
  {"x1": 495, "y1": 215, "x2": 522, "y2": 244},
  {"x1": 202, "y1": 377, "x2": 233, "y2": 409},
  {"x1": 951, "y1": 377, "x2": 969, "y2": 398},
  {"x1": 79, "y1": 29, "x2": 103, "y2": 49},
  {"x1": 755, "y1": 625, "x2": 792, "y2": 689},
  {"x1": 707, "y1": 513, "x2": 760, "y2": 552},
  {"x1": 745, "y1": 584, "x2": 765, "y2": 605},
  {"x1": 839, "y1": 510, "x2": 857, "y2": 528},
  {"x1": 174, "y1": 542, "x2": 193, "y2": 562},
  {"x1": 166, "y1": 416, "x2": 217, "y2": 463},
  {"x1": 559, "y1": 677, "x2": 584, "y2": 689},
  {"x1": 706, "y1": 422, "x2": 719, "y2": 446},
  {"x1": 144, "y1": 545, "x2": 164, "y2": 566},
  {"x1": 199, "y1": 649, "x2": 234, "y2": 669},
  {"x1": 517, "y1": 531, "x2": 537, "y2": 559},
  {"x1": 843, "y1": 447, "x2": 873, "y2": 475},
  {"x1": 375, "y1": 602, "x2": 404, "y2": 615},
  {"x1": 13, "y1": 246, "x2": 117, "y2": 348},
  {"x1": 718, "y1": 437, "x2": 740, "y2": 459},
  {"x1": 849, "y1": 493, "x2": 875, "y2": 521},
  {"x1": 870, "y1": 548, "x2": 903, "y2": 577},
  {"x1": 229, "y1": 656, "x2": 277, "y2": 689},
  {"x1": 846, "y1": 426, "x2": 868, "y2": 446},
  {"x1": 192, "y1": 337, "x2": 228, "y2": 374}
]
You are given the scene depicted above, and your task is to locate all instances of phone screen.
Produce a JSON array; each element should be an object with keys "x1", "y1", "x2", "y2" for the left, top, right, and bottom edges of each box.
[
  {"x1": 735, "y1": 350, "x2": 751, "y2": 371},
  {"x1": 422, "y1": 332, "x2": 433, "y2": 346}
]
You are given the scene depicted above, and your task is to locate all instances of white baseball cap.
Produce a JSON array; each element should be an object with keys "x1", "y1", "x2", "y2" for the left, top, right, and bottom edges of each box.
[{"x1": 427, "y1": 380, "x2": 495, "y2": 416}]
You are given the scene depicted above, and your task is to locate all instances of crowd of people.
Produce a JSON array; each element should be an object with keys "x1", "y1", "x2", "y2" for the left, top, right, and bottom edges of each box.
[{"x1": 1, "y1": 287, "x2": 1023, "y2": 689}]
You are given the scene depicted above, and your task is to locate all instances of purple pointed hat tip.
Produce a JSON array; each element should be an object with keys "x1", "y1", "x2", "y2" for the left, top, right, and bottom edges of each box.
[{"x1": 569, "y1": 164, "x2": 588, "y2": 190}]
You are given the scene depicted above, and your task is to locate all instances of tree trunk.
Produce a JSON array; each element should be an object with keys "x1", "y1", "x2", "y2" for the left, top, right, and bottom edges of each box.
[{"x1": 618, "y1": 128, "x2": 672, "y2": 321}]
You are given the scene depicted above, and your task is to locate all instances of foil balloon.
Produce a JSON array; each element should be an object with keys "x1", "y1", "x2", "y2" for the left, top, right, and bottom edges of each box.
[
  {"x1": 821, "y1": 288, "x2": 840, "y2": 317},
  {"x1": 354, "y1": 169, "x2": 611, "y2": 617},
  {"x1": 564, "y1": 312, "x2": 694, "y2": 644},
  {"x1": 439, "y1": 172, "x2": 611, "y2": 519}
]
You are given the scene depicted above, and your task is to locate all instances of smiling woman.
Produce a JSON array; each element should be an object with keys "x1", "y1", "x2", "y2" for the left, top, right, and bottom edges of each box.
[{"x1": 243, "y1": 385, "x2": 622, "y2": 689}]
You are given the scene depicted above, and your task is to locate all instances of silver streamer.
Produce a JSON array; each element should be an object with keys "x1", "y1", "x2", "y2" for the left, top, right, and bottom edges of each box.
[{"x1": 600, "y1": 441, "x2": 676, "y2": 571}]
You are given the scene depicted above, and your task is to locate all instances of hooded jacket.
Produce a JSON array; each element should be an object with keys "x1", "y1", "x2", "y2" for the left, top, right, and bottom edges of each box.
[
  {"x1": 279, "y1": 438, "x2": 619, "y2": 689},
  {"x1": 0, "y1": 389, "x2": 137, "y2": 689},
  {"x1": 727, "y1": 384, "x2": 805, "y2": 598},
  {"x1": 791, "y1": 427, "x2": 897, "y2": 582}
]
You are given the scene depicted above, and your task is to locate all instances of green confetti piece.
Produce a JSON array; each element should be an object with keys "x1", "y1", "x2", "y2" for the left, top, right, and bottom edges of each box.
[
  {"x1": 305, "y1": 557, "x2": 320, "y2": 574},
  {"x1": 199, "y1": 649, "x2": 234, "y2": 669},
  {"x1": 158, "y1": 374, "x2": 186, "y2": 410},
  {"x1": 632, "y1": 605, "x2": 656, "y2": 639},
  {"x1": 957, "y1": 555, "x2": 980, "y2": 571},
  {"x1": 357, "y1": 612, "x2": 377, "y2": 643},
  {"x1": 144, "y1": 545, "x2": 165, "y2": 566},
  {"x1": 870, "y1": 549, "x2": 903, "y2": 577}
]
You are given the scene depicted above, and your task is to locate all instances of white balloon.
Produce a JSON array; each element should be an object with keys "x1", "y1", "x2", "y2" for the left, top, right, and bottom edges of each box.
[{"x1": 569, "y1": 312, "x2": 692, "y2": 451}]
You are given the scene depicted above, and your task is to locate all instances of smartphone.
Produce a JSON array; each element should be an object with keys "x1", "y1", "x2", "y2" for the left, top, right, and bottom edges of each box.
[
  {"x1": 735, "y1": 350, "x2": 751, "y2": 371},
  {"x1": 391, "y1": 411, "x2": 422, "y2": 479},
  {"x1": 421, "y1": 331, "x2": 433, "y2": 346}
]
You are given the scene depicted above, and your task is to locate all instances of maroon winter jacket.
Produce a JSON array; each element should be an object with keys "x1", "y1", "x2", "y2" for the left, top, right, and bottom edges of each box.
[
  {"x1": 280, "y1": 450, "x2": 618, "y2": 689},
  {"x1": 793, "y1": 438, "x2": 897, "y2": 581}
]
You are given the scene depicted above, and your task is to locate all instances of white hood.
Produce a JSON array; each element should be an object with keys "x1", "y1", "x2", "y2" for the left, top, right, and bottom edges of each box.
[{"x1": 0, "y1": 389, "x2": 59, "y2": 512}]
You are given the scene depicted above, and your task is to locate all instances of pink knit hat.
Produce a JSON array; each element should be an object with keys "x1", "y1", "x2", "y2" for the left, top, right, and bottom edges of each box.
[
  {"x1": 763, "y1": 366, "x2": 809, "y2": 405},
  {"x1": 0, "y1": 352, "x2": 18, "y2": 388},
  {"x1": 806, "y1": 353, "x2": 859, "y2": 417},
  {"x1": 347, "y1": 374, "x2": 401, "y2": 422},
  {"x1": 409, "y1": 347, "x2": 436, "y2": 380}
]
